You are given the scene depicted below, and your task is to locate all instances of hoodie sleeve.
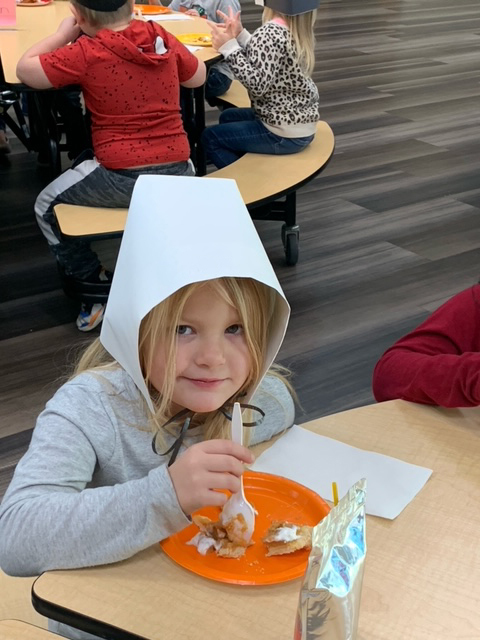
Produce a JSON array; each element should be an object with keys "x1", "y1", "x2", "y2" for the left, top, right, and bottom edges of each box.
[
  {"x1": 372, "y1": 286, "x2": 480, "y2": 407},
  {"x1": 0, "y1": 383, "x2": 190, "y2": 577},
  {"x1": 168, "y1": 0, "x2": 184, "y2": 11},
  {"x1": 219, "y1": 23, "x2": 285, "y2": 97},
  {"x1": 157, "y1": 26, "x2": 199, "y2": 82},
  {"x1": 39, "y1": 39, "x2": 88, "y2": 88},
  {"x1": 216, "y1": 0, "x2": 241, "y2": 21},
  {"x1": 248, "y1": 373, "x2": 295, "y2": 445}
]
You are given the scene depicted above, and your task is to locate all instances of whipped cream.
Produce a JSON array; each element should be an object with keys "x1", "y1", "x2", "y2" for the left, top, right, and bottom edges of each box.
[
  {"x1": 187, "y1": 532, "x2": 222, "y2": 556},
  {"x1": 271, "y1": 525, "x2": 300, "y2": 543}
]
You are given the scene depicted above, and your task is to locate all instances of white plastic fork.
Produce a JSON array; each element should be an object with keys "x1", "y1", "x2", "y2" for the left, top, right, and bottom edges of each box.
[{"x1": 220, "y1": 402, "x2": 256, "y2": 544}]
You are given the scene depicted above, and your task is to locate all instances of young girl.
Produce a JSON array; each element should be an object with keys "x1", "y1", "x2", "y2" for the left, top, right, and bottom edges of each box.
[
  {"x1": 201, "y1": 5, "x2": 320, "y2": 168},
  {"x1": 0, "y1": 175, "x2": 293, "y2": 639}
]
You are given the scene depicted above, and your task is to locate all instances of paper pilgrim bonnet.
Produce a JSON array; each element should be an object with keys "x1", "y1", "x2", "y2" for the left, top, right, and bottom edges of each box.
[
  {"x1": 100, "y1": 175, "x2": 290, "y2": 412},
  {"x1": 254, "y1": 0, "x2": 319, "y2": 16}
]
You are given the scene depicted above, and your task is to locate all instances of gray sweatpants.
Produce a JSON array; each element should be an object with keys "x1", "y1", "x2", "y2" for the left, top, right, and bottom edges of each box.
[{"x1": 35, "y1": 156, "x2": 195, "y2": 280}]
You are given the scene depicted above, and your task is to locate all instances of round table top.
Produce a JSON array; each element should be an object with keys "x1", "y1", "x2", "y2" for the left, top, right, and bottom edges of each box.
[{"x1": 0, "y1": 2, "x2": 220, "y2": 84}]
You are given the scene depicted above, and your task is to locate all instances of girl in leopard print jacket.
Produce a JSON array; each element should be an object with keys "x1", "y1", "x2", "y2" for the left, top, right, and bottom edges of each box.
[{"x1": 202, "y1": 6, "x2": 320, "y2": 168}]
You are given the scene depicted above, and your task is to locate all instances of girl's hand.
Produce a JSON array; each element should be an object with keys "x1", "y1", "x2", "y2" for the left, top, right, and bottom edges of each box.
[
  {"x1": 56, "y1": 17, "x2": 81, "y2": 45},
  {"x1": 217, "y1": 7, "x2": 242, "y2": 38},
  {"x1": 210, "y1": 22, "x2": 235, "y2": 51},
  {"x1": 185, "y1": 8, "x2": 200, "y2": 15},
  {"x1": 168, "y1": 439, "x2": 254, "y2": 515}
]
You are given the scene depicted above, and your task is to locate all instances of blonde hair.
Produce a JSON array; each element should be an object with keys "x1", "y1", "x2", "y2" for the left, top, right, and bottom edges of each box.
[
  {"x1": 262, "y1": 8, "x2": 317, "y2": 76},
  {"x1": 71, "y1": 0, "x2": 133, "y2": 28},
  {"x1": 73, "y1": 277, "x2": 291, "y2": 446}
]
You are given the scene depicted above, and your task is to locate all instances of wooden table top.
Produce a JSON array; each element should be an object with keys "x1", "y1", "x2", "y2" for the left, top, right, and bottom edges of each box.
[
  {"x1": 32, "y1": 400, "x2": 480, "y2": 639},
  {"x1": 0, "y1": 2, "x2": 219, "y2": 84},
  {"x1": 0, "y1": 619, "x2": 57, "y2": 639}
]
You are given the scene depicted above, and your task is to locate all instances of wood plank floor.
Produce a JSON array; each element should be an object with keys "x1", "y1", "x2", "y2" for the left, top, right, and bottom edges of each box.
[{"x1": 2, "y1": 0, "x2": 480, "y2": 497}]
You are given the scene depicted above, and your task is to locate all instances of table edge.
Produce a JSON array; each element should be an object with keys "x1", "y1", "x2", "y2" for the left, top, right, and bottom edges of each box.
[{"x1": 32, "y1": 575, "x2": 148, "y2": 640}]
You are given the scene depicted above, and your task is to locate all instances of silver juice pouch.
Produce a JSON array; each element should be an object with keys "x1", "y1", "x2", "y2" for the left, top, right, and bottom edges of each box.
[{"x1": 294, "y1": 478, "x2": 367, "y2": 640}]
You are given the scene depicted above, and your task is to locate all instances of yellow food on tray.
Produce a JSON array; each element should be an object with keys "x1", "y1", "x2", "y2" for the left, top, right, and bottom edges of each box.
[{"x1": 177, "y1": 33, "x2": 212, "y2": 47}]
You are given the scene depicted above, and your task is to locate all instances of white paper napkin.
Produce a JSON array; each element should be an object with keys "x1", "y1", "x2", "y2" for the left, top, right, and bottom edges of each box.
[{"x1": 250, "y1": 425, "x2": 432, "y2": 519}]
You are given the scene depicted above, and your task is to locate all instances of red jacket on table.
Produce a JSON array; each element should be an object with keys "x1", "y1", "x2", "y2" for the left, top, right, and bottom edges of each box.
[{"x1": 372, "y1": 285, "x2": 480, "y2": 407}]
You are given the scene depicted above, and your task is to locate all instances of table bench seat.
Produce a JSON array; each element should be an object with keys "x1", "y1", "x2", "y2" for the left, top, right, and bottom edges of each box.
[
  {"x1": 55, "y1": 120, "x2": 333, "y2": 237},
  {"x1": 212, "y1": 79, "x2": 251, "y2": 110},
  {"x1": 205, "y1": 120, "x2": 334, "y2": 208},
  {"x1": 54, "y1": 120, "x2": 334, "y2": 299}
]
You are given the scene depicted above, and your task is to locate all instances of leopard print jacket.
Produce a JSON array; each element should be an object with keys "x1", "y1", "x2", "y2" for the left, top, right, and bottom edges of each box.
[{"x1": 221, "y1": 22, "x2": 320, "y2": 129}]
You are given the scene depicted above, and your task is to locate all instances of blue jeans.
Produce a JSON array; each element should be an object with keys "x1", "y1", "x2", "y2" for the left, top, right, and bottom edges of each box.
[
  {"x1": 205, "y1": 67, "x2": 232, "y2": 102},
  {"x1": 201, "y1": 108, "x2": 314, "y2": 168}
]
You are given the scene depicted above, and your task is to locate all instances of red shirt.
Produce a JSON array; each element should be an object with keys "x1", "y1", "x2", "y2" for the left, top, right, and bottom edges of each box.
[
  {"x1": 40, "y1": 21, "x2": 199, "y2": 169},
  {"x1": 373, "y1": 285, "x2": 480, "y2": 407}
]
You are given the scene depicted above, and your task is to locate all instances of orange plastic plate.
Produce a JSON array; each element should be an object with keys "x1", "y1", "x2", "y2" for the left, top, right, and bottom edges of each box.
[
  {"x1": 160, "y1": 471, "x2": 330, "y2": 585},
  {"x1": 134, "y1": 4, "x2": 171, "y2": 14}
]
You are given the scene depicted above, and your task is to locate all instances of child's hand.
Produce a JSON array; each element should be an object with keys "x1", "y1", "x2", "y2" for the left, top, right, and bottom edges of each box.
[
  {"x1": 56, "y1": 17, "x2": 81, "y2": 45},
  {"x1": 168, "y1": 439, "x2": 254, "y2": 515},
  {"x1": 217, "y1": 7, "x2": 242, "y2": 38},
  {"x1": 209, "y1": 23, "x2": 232, "y2": 51},
  {"x1": 185, "y1": 8, "x2": 200, "y2": 15}
]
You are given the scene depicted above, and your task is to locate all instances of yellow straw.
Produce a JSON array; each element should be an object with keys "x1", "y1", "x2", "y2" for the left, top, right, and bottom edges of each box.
[{"x1": 332, "y1": 482, "x2": 339, "y2": 506}]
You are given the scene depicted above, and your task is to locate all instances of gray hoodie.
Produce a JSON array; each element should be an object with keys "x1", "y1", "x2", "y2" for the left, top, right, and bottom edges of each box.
[
  {"x1": 0, "y1": 367, "x2": 293, "y2": 639},
  {"x1": 0, "y1": 367, "x2": 294, "y2": 577}
]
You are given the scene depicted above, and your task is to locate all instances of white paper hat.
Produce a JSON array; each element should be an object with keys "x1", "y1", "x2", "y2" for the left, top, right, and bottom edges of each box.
[{"x1": 100, "y1": 175, "x2": 290, "y2": 412}]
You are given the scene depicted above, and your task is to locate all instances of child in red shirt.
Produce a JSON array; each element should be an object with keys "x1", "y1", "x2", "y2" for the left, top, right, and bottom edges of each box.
[
  {"x1": 373, "y1": 285, "x2": 480, "y2": 407},
  {"x1": 17, "y1": 0, "x2": 206, "y2": 331}
]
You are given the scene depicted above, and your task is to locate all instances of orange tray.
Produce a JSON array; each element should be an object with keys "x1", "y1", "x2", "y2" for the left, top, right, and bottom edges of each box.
[
  {"x1": 17, "y1": 0, "x2": 53, "y2": 6},
  {"x1": 134, "y1": 4, "x2": 171, "y2": 14},
  {"x1": 160, "y1": 471, "x2": 330, "y2": 585}
]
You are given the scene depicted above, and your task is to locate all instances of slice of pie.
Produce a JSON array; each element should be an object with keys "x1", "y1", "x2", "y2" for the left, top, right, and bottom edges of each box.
[
  {"x1": 262, "y1": 521, "x2": 313, "y2": 556},
  {"x1": 187, "y1": 513, "x2": 252, "y2": 558}
]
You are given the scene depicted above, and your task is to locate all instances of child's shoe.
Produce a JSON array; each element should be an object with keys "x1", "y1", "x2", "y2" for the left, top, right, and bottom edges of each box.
[
  {"x1": 85, "y1": 266, "x2": 113, "y2": 284},
  {"x1": 74, "y1": 267, "x2": 112, "y2": 331},
  {"x1": 76, "y1": 302, "x2": 105, "y2": 332},
  {"x1": 0, "y1": 130, "x2": 11, "y2": 155}
]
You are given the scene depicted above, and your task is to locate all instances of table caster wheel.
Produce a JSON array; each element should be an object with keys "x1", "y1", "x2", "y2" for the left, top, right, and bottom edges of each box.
[{"x1": 285, "y1": 232, "x2": 299, "y2": 266}]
